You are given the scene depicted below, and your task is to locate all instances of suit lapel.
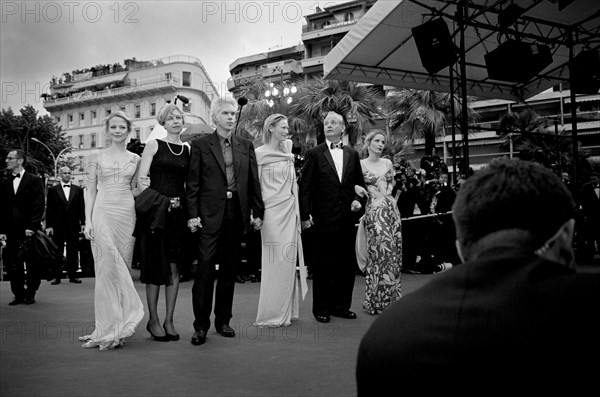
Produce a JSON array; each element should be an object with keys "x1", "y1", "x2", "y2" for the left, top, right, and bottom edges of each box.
[
  {"x1": 341, "y1": 147, "x2": 349, "y2": 183},
  {"x1": 67, "y1": 185, "x2": 77, "y2": 203},
  {"x1": 57, "y1": 185, "x2": 68, "y2": 203},
  {"x1": 208, "y1": 132, "x2": 226, "y2": 176},
  {"x1": 321, "y1": 145, "x2": 338, "y2": 181},
  {"x1": 15, "y1": 172, "x2": 29, "y2": 196}
]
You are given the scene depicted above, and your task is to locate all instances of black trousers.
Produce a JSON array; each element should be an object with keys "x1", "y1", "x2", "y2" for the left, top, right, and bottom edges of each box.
[
  {"x1": 192, "y1": 196, "x2": 244, "y2": 332},
  {"x1": 312, "y1": 224, "x2": 357, "y2": 316},
  {"x1": 4, "y1": 232, "x2": 41, "y2": 300},
  {"x1": 52, "y1": 230, "x2": 80, "y2": 279}
]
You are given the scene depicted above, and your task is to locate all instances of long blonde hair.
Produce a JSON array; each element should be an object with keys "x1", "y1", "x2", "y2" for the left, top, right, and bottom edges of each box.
[{"x1": 361, "y1": 129, "x2": 386, "y2": 158}]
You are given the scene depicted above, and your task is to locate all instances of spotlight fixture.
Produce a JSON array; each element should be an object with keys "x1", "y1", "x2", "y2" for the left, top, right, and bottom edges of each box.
[
  {"x1": 412, "y1": 18, "x2": 457, "y2": 75},
  {"x1": 485, "y1": 40, "x2": 552, "y2": 83},
  {"x1": 570, "y1": 49, "x2": 600, "y2": 95}
]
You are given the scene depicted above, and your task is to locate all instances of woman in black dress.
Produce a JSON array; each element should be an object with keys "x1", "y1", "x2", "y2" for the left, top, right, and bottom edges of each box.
[{"x1": 136, "y1": 104, "x2": 190, "y2": 341}]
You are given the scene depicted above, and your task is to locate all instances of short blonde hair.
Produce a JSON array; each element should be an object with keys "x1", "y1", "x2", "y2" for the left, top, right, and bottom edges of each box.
[
  {"x1": 262, "y1": 114, "x2": 287, "y2": 144},
  {"x1": 157, "y1": 104, "x2": 184, "y2": 126}
]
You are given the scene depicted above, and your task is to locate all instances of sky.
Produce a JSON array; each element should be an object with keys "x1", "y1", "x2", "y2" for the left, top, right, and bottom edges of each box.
[{"x1": 1, "y1": 0, "x2": 345, "y2": 116}]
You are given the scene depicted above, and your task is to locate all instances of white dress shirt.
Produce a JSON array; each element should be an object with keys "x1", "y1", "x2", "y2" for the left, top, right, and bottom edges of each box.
[
  {"x1": 326, "y1": 139, "x2": 343, "y2": 182},
  {"x1": 62, "y1": 183, "x2": 71, "y2": 199},
  {"x1": 12, "y1": 172, "x2": 21, "y2": 194}
]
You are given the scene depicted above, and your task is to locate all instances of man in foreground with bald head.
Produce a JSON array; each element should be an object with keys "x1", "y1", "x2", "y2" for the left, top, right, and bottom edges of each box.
[{"x1": 356, "y1": 158, "x2": 600, "y2": 395}]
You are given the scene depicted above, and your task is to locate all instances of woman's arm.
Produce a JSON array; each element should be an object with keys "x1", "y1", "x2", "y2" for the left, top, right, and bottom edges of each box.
[
  {"x1": 83, "y1": 151, "x2": 99, "y2": 240},
  {"x1": 136, "y1": 139, "x2": 158, "y2": 193},
  {"x1": 130, "y1": 154, "x2": 143, "y2": 198}
]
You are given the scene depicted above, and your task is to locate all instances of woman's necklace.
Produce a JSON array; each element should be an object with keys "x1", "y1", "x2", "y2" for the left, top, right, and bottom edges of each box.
[{"x1": 165, "y1": 140, "x2": 184, "y2": 156}]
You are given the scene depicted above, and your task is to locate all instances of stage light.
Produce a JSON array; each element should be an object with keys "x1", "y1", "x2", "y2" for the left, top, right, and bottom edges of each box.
[
  {"x1": 412, "y1": 18, "x2": 457, "y2": 75},
  {"x1": 485, "y1": 40, "x2": 552, "y2": 83},
  {"x1": 570, "y1": 49, "x2": 600, "y2": 95}
]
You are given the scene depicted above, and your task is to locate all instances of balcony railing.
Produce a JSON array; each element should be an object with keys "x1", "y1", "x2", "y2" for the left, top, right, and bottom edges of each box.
[
  {"x1": 302, "y1": 19, "x2": 357, "y2": 33},
  {"x1": 49, "y1": 54, "x2": 219, "y2": 96},
  {"x1": 44, "y1": 78, "x2": 180, "y2": 107}
]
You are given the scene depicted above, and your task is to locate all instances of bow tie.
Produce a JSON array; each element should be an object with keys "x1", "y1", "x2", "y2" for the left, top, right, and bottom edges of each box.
[
  {"x1": 63, "y1": 184, "x2": 70, "y2": 188},
  {"x1": 11, "y1": 173, "x2": 20, "y2": 180},
  {"x1": 330, "y1": 142, "x2": 343, "y2": 150}
]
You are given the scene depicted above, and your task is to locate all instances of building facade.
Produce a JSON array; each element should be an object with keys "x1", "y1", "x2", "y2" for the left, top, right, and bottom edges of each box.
[
  {"x1": 227, "y1": 0, "x2": 377, "y2": 97},
  {"x1": 43, "y1": 54, "x2": 218, "y2": 185}
]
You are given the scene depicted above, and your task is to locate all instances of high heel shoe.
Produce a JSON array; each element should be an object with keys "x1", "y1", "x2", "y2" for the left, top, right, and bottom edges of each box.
[
  {"x1": 146, "y1": 323, "x2": 170, "y2": 342},
  {"x1": 163, "y1": 323, "x2": 180, "y2": 341}
]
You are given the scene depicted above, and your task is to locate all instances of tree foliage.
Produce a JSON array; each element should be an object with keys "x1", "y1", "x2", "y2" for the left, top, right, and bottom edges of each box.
[
  {"x1": 386, "y1": 89, "x2": 479, "y2": 157},
  {"x1": 288, "y1": 78, "x2": 384, "y2": 147},
  {"x1": 1, "y1": 105, "x2": 69, "y2": 176},
  {"x1": 497, "y1": 108, "x2": 590, "y2": 182}
]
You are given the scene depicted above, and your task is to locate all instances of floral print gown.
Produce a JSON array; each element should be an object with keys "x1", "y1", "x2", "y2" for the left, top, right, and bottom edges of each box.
[{"x1": 362, "y1": 162, "x2": 402, "y2": 314}]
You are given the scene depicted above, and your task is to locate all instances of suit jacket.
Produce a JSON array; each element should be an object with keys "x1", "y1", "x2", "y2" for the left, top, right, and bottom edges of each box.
[
  {"x1": 0, "y1": 171, "x2": 45, "y2": 235},
  {"x1": 356, "y1": 237, "x2": 600, "y2": 395},
  {"x1": 45, "y1": 183, "x2": 85, "y2": 235},
  {"x1": 298, "y1": 143, "x2": 365, "y2": 232},
  {"x1": 579, "y1": 182, "x2": 600, "y2": 223},
  {"x1": 186, "y1": 131, "x2": 264, "y2": 234}
]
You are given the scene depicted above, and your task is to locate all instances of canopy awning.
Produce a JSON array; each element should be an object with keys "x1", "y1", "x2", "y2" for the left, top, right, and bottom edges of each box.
[
  {"x1": 70, "y1": 72, "x2": 128, "y2": 91},
  {"x1": 324, "y1": 0, "x2": 600, "y2": 102}
]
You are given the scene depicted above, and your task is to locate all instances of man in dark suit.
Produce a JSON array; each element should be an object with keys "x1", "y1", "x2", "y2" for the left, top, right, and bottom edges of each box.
[
  {"x1": 298, "y1": 111, "x2": 366, "y2": 323},
  {"x1": 0, "y1": 149, "x2": 45, "y2": 305},
  {"x1": 186, "y1": 97, "x2": 264, "y2": 346},
  {"x1": 356, "y1": 159, "x2": 600, "y2": 395},
  {"x1": 45, "y1": 166, "x2": 85, "y2": 284}
]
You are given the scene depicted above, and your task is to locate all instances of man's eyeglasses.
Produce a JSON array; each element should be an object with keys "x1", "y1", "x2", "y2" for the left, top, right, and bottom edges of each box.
[{"x1": 6, "y1": 157, "x2": 21, "y2": 160}]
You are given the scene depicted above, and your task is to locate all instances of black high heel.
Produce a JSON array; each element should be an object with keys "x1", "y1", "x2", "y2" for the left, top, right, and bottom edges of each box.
[
  {"x1": 146, "y1": 323, "x2": 170, "y2": 342},
  {"x1": 163, "y1": 323, "x2": 180, "y2": 341}
]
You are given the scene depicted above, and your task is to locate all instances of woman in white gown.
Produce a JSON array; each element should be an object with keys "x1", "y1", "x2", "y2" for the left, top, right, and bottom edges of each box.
[
  {"x1": 80, "y1": 111, "x2": 145, "y2": 350},
  {"x1": 254, "y1": 114, "x2": 308, "y2": 327}
]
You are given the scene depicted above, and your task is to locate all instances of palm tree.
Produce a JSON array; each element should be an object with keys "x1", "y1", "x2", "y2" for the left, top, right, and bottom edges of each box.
[
  {"x1": 386, "y1": 89, "x2": 478, "y2": 157},
  {"x1": 234, "y1": 78, "x2": 310, "y2": 150},
  {"x1": 288, "y1": 78, "x2": 384, "y2": 147},
  {"x1": 497, "y1": 108, "x2": 589, "y2": 176}
]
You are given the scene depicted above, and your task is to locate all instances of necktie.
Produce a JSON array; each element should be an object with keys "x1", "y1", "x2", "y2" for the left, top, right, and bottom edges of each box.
[
  {"x1": 12, "y1": 173, "x2": 20, "y2": 180},
  {"x1": 224, "y1": 138, "x2": 230, "y2": 147},
  {"x1": 63, "y1": 185, "x2": 70, "y2": 188},
  {"x1": 330, "y1": 142, "x2": 343, "y2": 149}
]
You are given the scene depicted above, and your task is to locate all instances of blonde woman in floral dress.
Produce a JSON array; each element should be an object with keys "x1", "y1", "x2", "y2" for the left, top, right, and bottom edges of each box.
[{"x1": 356, "y1": 130, "x2": 402, "y2": 314}]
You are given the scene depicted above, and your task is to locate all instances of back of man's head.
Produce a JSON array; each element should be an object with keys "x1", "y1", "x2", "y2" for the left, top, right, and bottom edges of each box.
[{"x1": 452, "y1": 158, "x2": 576, "y2": 253}]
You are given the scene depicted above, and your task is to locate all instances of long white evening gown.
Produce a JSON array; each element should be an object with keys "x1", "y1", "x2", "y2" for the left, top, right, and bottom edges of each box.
[{"x1": 79, "y1": 151, "x2": 144, "y2": 350}]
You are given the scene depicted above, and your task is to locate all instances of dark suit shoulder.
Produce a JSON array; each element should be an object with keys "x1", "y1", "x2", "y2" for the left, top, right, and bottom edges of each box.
[
  {"x1": 23, "y1": 171, "x2": 42, "y2": 181},
  {"x1": 306, "y1": 145, "x2": 323, "y2": 157}
]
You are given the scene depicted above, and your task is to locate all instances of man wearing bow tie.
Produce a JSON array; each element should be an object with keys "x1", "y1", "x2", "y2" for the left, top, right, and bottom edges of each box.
[
  {"x1": 299, "y1": 111, "x2": 366, "y2": 323},
  {"x1": 0, "y1": 149, "x2": 45, "y2": 305},
  {"x1": 45, "y1": 166, "x2": 85, "y2": 285}
]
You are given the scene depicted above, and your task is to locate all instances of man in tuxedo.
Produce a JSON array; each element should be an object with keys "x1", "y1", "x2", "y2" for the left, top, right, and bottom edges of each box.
[
  {"x1": 356, "y1": 159, "x2": 600, "y2": 395},
  {"x1": 299, "y1": 111, "x2": 366, "y2": 323},
  {"x1": 45, "y1": 166, "x2": 85, "y2": 284},
  {"x1": 186, "y1": 97, "x2": 264, "y2": 346},
  {"x1": 0, "y1": 149, "x2": 45, "y2": 305}
]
